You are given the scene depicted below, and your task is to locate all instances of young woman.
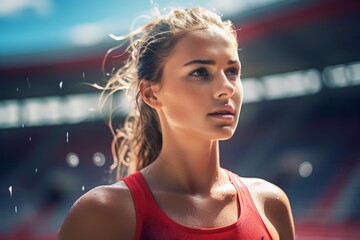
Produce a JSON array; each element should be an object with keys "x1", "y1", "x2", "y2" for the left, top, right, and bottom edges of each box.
[{"x1": 58, "y1": 8, "x2": 295, "y2": 240}]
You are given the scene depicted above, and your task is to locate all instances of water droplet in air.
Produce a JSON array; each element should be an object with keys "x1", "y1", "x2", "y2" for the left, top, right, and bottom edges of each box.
[
  {"x1": 22, "y1": 124, "x2": 25, "y2": 128},
  {"x1": 82, "y1": 185, "x2": 85, "y2": 191},
  {"x1": 59, "y1": 81, "x2": 63, "y2": 89},
  {"x1": 29, "y1": 137, "x2": 32, "y2": 142},
  {"x1": 153, "y1": 6, "x2": 160, "y2": 17},
  {"x1": 16, "y1": 87, "x2": 19, "y2": 92},
  {"x1": 66, "y1": 152, "x2": 80, "y2": 167},
  {"x1": 9, "y1": 186, "x2": 12, "y2": 197},
  {"x1": 15, "y1": 206, "x2": 17, "y2": 213},
  {"x1": 35, "y1": 168, "x2": 38, "y2": 173},
  {"x1": 299, "y1": 161, "x2": 313, "y2": 178},
  {"x1": 66, "y1": 132, "x2": 69, "y2": 143},
  {"x1": 82, "y1": 72, "x2": 85, "y2": 79},
  {"x1": 93, "y1": 152, "x2": 106, "y2": 167},
  {"x1": 27, "y1": 77, "x2": 31, "y2": 88}
]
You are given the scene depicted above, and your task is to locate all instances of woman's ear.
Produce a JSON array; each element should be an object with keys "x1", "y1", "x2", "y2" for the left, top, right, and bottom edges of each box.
[{"x1": 139, "y1": 79, "x2": 162, "y2": 109}]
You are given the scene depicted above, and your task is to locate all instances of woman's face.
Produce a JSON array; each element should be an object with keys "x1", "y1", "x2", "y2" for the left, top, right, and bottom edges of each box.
[{"x1": 154, "y1": 26, "x2": 243, "y2": 141}]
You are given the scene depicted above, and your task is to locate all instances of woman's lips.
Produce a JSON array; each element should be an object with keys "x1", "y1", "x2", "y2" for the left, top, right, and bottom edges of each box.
[{"x1": 208, "y1": 111, "x2": 234, "y2": 119}]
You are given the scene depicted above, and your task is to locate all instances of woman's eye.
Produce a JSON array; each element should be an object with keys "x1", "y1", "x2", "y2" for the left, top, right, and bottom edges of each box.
[
  {"x1": 190, "y1": 68, "x2": 209, "y2": 77},
  {"x1": 226, "y1": 67, "x2": 240, "y2": 77}
]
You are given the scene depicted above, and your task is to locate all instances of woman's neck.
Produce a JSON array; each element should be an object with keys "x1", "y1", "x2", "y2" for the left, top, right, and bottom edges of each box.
[{"x1": 144, "y1": 130, "x2": 224, "y2": 195}]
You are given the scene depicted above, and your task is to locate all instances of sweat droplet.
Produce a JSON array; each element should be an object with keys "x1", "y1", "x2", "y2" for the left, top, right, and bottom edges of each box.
[
  {"x1": 59, "y1": 81, "x2": 63, "y2": 89},
  {"x1": 9, "y1": 186, "x2": 12, "y2": 197},
  {"x1": 66, "y1": 132, "x2": 69, "y2": 143}
]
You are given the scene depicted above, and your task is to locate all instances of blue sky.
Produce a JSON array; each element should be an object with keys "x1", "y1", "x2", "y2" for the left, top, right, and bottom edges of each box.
[{"x1": 0, "y1": 0, "x2": 282, "y2": 56}]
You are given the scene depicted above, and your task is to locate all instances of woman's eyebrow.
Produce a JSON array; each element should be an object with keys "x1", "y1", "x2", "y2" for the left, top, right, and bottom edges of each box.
[
  {"x1": 183, "y1": 59, "x2": 239, "y2": 66},
  {"x1": 183, "y1": 59, "x2": 215, "y2": 66},
  {"x1": 228, "y1": 59, "x2": 240, "y2": 65}
]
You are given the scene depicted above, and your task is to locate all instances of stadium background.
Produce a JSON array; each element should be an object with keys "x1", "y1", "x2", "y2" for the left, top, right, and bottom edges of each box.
[{"x1": 1, "y1": 0, "x2": 360, "y2": 239}]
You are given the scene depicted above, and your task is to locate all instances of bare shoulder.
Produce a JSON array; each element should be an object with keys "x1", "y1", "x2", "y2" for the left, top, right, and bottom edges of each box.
[
  {"x1": 241, "y1": 177, "x2": 287, "y2": 201},
  {"x1": 241, "y1": 177, "x2": 295, "y2": 240},
  {"x1": 58, "y1": 181, "x2": 135, "y2": 240}
]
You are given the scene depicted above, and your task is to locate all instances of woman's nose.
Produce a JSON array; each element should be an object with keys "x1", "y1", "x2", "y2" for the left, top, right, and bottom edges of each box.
[{"x1": 213, "y1": 71, "x2": 235, "y2": 99}]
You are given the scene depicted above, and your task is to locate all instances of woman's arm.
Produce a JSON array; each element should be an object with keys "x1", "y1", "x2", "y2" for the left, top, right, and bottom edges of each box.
[
  {"x1": 58, "y1": 182, "x2": 136, "y2": 240},
  {"x1": 263, "y1": 183, "x2": 295, "y2": 239},
  {"x1": 243, "y1": 178, "x2": 295, "y2": 240}
]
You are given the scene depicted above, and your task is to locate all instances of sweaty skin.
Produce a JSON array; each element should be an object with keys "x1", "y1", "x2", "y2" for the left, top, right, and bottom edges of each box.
[{"x1": 58, "y1": 27, "x2": 295, "y2": 240}]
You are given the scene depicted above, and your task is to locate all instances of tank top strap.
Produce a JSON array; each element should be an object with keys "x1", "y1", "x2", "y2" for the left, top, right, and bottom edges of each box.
[
  {"x1": 226, "y1": 169, "x2": 254, "y2": 205},
  {"x1": 121, "y1": 171, "x2": 152, "y2": 239},
  {"x1": 225, "y1": 169, "x2": 271, "y2": 237}
]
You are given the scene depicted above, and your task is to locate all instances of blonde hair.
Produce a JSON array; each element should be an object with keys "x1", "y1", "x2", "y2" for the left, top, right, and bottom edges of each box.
[{"x1": 100, "y1": 7, "x2": 238, "y2": 180}]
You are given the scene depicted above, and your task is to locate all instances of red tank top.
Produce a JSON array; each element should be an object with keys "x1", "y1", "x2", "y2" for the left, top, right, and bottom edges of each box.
[{"x1": 122, "y1": 170, "x2": 272, "y2": 240}]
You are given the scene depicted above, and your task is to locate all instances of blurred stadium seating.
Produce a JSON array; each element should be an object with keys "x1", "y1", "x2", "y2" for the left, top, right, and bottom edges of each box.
[{"x1": 1, "y1": 0, "x2": 359, "y2": 239}]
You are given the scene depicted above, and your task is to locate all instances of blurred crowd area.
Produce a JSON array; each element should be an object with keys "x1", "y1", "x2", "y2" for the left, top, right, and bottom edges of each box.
[{"x1": 1, "y1": 0, "x2": 360, "y2": 239}]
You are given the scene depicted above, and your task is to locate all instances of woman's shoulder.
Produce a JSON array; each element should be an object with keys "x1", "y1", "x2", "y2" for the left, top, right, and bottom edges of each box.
[
  {"x1": 238, "y1": 176, "x2": 295, "y2": 240},
  {"x1": 227, "y1": 171, "x2": 286, "y2": 201},
  {"x1": 58, "y1": 181, "x2": 136, "y2": 240},
  {"x1": 240, "y1": 176, "x2": 286, "y2": 199}
]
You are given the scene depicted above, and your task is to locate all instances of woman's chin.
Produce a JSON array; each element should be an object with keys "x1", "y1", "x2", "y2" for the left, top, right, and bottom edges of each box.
[{"x1": 212, "y1": 128, "x2": 236, "y2": 141}]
